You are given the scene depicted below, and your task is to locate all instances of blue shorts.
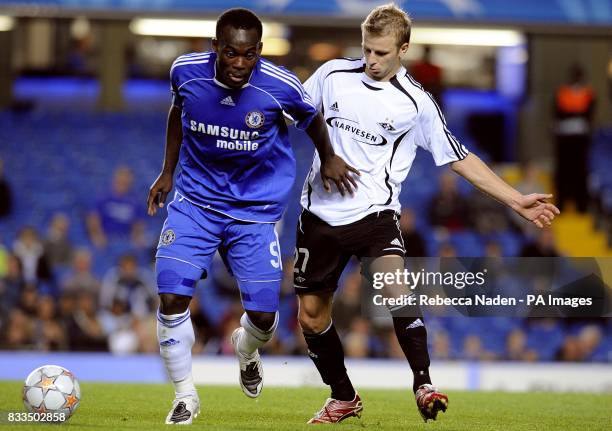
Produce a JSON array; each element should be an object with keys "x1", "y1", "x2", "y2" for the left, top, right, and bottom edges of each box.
[{"x1": 155, "y1": 193, "x2": 282, "y2": 312}]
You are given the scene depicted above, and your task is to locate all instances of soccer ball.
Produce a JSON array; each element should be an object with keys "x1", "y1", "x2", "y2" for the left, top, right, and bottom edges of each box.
[{"x1": 22, "y1": 365, "x2": 81, "y2": 421}]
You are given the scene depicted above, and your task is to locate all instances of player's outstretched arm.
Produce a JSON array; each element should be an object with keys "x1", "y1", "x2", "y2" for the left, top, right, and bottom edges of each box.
[
  {"x1": 450, "y1": 153, "x2": 560, "y2": 228},
  {"x1": 147, "y1": 105, "x2": 183, "y2": 216},
  {"x1": 305, "y1": 112, "x2": 360, "y2": 196}
]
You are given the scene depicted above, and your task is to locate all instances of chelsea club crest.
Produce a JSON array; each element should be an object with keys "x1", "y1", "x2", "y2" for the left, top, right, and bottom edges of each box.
[
  {"x1": 245, "y1": 110, "x2": 265, "y2": 128},
  {"x1": 160, "y1": 229, "x2": 176, "y2": 246}
]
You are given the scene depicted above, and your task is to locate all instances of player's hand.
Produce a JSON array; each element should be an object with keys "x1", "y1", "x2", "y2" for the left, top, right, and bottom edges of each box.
[
  {"x1": 147, "y1": 171, "x2": 173, "y2": 216},
  {"x1": 320, "y1": 155, "x2": 360, "y2": 196},
  {"x1": 514, "y1": 193, "x2": 560, "y2": 228}
]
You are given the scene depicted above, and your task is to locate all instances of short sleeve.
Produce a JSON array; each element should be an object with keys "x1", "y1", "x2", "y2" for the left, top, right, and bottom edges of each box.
[
  {"x1": 303, "y1": 63, "x2": 328, "y2": 111},
  {"x1": 169, "y1": 62, "x2": 183, "y2": 108},
  {"x1": 272, "y1": 67, "x2": 318, "y2": 130},
  {"x1": 416, "y1": 95, "x2": 468, "y2": 166}
]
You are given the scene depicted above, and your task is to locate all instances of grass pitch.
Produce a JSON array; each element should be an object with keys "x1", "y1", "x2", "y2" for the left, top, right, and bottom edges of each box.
[{"x1": 0, "y1": 381, "x2": 609, "y2": 430}]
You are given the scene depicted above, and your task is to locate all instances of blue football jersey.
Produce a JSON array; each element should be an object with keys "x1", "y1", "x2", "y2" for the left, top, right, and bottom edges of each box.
[{"x1": 170, "y1": 51, "x2": 317, "y2": 223}]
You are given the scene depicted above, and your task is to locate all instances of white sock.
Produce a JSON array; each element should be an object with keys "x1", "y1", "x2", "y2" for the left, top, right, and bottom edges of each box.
[
  {"x1": 157, "y1": 309, "x2": 197, "y2": 399},
  {"x1": 237, "y1": 312, "x2": 278, "y2": 356}
]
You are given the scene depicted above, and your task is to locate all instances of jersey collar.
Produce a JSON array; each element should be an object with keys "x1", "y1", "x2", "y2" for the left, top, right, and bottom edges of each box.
[{"x1": 361, "y1": 63, "x2": 407, "y2": 84}]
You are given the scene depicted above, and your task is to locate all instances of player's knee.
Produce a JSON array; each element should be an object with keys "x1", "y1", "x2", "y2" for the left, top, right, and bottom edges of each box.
[
  {"x1": 245, "y1": 310, "x2": 277, "y2": 332},
  {"x1": 159, "y1": 293, "x2": 191, "y2": 315},
  {"x1": 298, "y1": 308, "x2": 331, "y2": 334}
]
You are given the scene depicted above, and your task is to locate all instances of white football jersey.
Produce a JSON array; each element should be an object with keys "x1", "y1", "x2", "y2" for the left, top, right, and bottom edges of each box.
[{"x1": 300, "y1": 58, "x2": 468, "y2": 226}]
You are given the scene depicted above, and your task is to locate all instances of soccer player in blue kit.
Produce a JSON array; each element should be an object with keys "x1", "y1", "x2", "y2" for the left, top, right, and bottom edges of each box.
[{"x1": 146, "y1": 8, "x2": 358, "y2": 425}]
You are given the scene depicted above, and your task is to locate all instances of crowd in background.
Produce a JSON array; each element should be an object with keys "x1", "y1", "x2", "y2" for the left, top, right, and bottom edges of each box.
[
  {"x1": 0, "y1": 55, "x2": 606, "y2": 361},
  {"x1": 0, "y1": 160, "x2": 608, "y2": 362}
]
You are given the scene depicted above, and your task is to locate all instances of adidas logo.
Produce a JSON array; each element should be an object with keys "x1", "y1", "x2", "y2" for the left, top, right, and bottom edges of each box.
[
  {"x1": 307, "y1": 349, "x2": 319, "y2": 359},
  {"x1": 220, "y1": 96, "x2": 235, "y2": 106},
  {"x1": 406, "y1": 318, "x2": 424, "y2": 329},
  {"x1": 160, "y1": 338, "x2": 180, "y2": 347},
  {"x1": 329, "y1": 102, "x2": 339, "y2": 112},
  {"x1": 390, "y1": 238, "x2": 403, "y2": 247}
]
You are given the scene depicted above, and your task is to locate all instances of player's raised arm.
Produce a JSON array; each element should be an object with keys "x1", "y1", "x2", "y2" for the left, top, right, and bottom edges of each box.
[
  {"x1": 147, "y1": 104, "x2": 182, "y2": 215},
  {"x1": 450, "y1": 153, "x2": 560, "y2": 228},
  {"x1": 415, "y1": 81, "x2": 560, "y2": 229},
  {"x1": 305, "y1": 112, "x2": 360, "y2": 196}
]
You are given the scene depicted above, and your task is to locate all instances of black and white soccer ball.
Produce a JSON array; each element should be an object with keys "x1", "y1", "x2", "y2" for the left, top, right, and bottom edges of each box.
[{"x1": 22, "y1": 365, "x2": 81, "y2": 421}]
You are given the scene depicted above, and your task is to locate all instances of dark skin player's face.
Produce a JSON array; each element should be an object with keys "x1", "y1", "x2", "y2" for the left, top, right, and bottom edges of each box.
[{"x1": 213, "y1": 26, "x2": 262, "y2": 88}]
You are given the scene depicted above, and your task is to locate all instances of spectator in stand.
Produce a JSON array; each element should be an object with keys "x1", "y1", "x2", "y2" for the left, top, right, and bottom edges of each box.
[
  {"x1": 0, "y1": 253, "x2": 24, "y2": 314},
  {"x1": 466, "y1": 188, "x2": 512, "y2": 235},
  {"x1": 399, "y1": 208, "x2": 427, "y2": 257},
  {"x1": 57, "y1": 291, "x2": 77, "y2": 324},
  {"x1": 482, "y1": 241, "x2": 510, "y2": 282},
  {"x1": 344, "y1": 317, "x2": 371, "y2": 358},
  {"x1": 553, "y1": 63, "x2": 596, "y2": 213},
  {"x1": 387, "y1": 329, "x2": 406, "y2": 359},
  {"x1": 331, "y1": 266, "x2": 362, "y2": 333},
  {"x1": 0, "y1": 238, "x2": 8, "y2": 276},
  {"x1": 104, "y1": 303, "x2": 141, "y2": 355},
  {"x1": 0, "y1": 158, "x2": 12, "y2": 219},
  {"x1": 2, "y1": 309, "x2": 33, "y2": 349},
  {"x1": 188, "y1": 294, "x2": 214, "y2": 354},
  {"x1": 520, "y1": 229, "x2": 560, "y2": 258},
  {"x1": 67, "y1": 32, "x2": 93, "y2": 75},
  {"x1": 99, "y1": 298, "x2": 132, "y2": 338},
  {"x1": 505, "y1": 328, "x2": 537, "y2": 361},
  {"x1": 100, "y1": 254, "x2": 156, "y2": 317},
  {"x1": 32, "y1": 296, "x2": 67, "y2": 351},
  {"x1": 62, "y1": 248, "x2": 100, "y2": 295},
  {"x1": 217, "y1": 303, "x2": 243, "y2": 355},
  {"x1": 86, "y1": 166, "x2": 147, "y2": 248},
  {"x1": 484, "y1": 241, "x2": 503, "y2": 258},
  {"x1": 462, "y1": 334, "x2": 495, "y2": 361},
  {"x1": 19, "y1": 286, "x2": 39, "y2": 318},
  {"x1": 556, "y1": 335, "x2": 582, "y2": 361},
  {"x1": 515, "y1": 161, "x2": 547, "y2": 196},
  {"x1": 13, "y1": 227, "x2": 52, "y2": 285},
  {"x1": 577, "y1": 325, "x2": 603, "y2": 361},
  {"x1": 65, "y1": 291, "x2": 107, "y2": 351},
  {"x1": 288, "y1": 324, "x2": 309, "y2": 356},
  {"x1": 428, "y1": 170, "x2": 467, "y2": 234},
  {"x1": 409, "y1": 45, "x2": 444, "y2": 107},
  {"x1": 430, "y1": 331, "x2": 451, "y2": 360},
  {"x1": 133, "y1": 314, "x2": 158, "y2": 353},
  {"x1": 44, "y1": 212, "x2": 74, "y2": 269},
  {"x1": 274, "y1": 257, "x2": 301, "y2": 353},
  {"x1": 438, "y1": 242, "x2": 457, "y2": 258}
]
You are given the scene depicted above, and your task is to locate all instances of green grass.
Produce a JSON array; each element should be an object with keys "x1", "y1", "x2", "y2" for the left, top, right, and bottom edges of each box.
[{"x1": 0, "y1": 381, "x2": 610, "y2": 430}]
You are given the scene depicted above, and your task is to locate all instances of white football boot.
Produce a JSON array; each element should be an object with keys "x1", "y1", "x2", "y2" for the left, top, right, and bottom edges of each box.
[
  {"x1": 231, "y1": 327, "x2": 264, "y2": 398},
  {"x1": 165, "y1": 396, "x2": 200, "y2": 425}
]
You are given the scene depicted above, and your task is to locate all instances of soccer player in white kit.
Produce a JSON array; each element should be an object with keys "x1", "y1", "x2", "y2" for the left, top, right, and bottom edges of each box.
[{"x1": 293, "y1": 3, "x2": 560, "y2": 424}]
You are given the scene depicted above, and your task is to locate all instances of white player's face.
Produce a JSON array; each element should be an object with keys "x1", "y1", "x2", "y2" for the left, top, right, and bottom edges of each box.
[{"x1": 362, "y1": 32, "x2": 408, "y2": 82}]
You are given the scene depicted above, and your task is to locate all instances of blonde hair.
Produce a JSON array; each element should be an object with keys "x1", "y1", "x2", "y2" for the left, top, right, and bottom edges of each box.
[{"x1": 361, "y1": 3, "x2": 412, "y2": 47}]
